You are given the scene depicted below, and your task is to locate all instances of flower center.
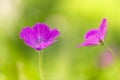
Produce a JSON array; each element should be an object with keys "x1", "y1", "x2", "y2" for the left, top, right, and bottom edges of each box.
[
  {"x1": 36, "y1": 38, "x2": 44, "y2": 44},
  {"x1": 35, "y1": 38, "x2": 44, "y2": 50}
]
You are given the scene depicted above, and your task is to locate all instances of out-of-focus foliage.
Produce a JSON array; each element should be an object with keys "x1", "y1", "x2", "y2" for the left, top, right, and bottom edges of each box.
[{"x1": 0, "y1": 0, "x2": 120, "y2": 80}]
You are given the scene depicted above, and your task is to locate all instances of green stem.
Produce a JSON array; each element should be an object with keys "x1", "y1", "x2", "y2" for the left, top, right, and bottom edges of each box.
[
  {"x1": 103, "y1": 44, "x2": 120, "y2": 74},
  {"x1": 38, "y1": 51, "x2": 44, "y2": 80}
]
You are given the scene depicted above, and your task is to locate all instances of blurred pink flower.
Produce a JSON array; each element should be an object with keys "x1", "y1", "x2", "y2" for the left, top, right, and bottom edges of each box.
[
  {"x1": 20, "y1": 23, "x2": 60, "y2": 51},
  {"x1": 77, "y1": 18, "x2": 107, "y2": 47},
  {"x1": 99, "y1": 51, "x2": 114, "y2": 68}
]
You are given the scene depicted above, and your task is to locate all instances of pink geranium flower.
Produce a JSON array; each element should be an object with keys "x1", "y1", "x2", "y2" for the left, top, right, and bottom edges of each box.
[
  {"x1": 20, "y1": 23, "x2": 60, "y2": 51},
  {"x1": 77, "y1": 18, "x2": 107, "y2": 47}
]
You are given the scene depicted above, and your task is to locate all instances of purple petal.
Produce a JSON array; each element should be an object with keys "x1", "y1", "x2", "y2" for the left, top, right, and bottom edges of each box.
[
  {"x1": 24, "y1": 40, "x2": 35, "y2": 48},
  {"x1": 48, "y1": 28, "x2": 60, "y2": 41},
  {"x1": 33, "y1": 23, "x2": 50, "y2": 41},
  {"x1": 35, "y1": 41, "x2": 53, "y2": 50},
  {"x1": 20, "y1": 27, "x2": 37, "y2": 48},
  {"x1": 85, "y1": 29, "x2": 98, "y2": 39},
  {"x1": 79, "y1": 41, "x2": 99, "y2": 47},
  {"x1": 77, "y1": 33, "x2": 100, "y2": 48},
  {"x1": 99, "y1": 18, "x2": 107, "y2": 40}
]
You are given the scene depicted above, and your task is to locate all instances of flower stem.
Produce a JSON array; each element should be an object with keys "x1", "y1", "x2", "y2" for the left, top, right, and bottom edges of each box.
[
  {"x1": 103, "y1": 44, "x2": 120, "y2": 74},
  {"x1": 38, "y1": 51, "x2": 44, "y2": 80}
]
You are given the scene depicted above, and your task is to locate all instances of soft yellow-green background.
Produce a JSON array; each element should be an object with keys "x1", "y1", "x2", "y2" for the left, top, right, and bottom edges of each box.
[{"x1": 0, "y1": 0, "x2": 120, "y2": 80}]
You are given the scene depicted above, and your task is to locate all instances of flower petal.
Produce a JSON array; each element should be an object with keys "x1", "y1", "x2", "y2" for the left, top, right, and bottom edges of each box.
[
  {"x1": 33, "y1": 23, "x2": 50, "y2": 41},
  {"x1": 48, "y1": 28, "x2": 60, "y2": 41},
  {"x1": 80, "y1": 41, "x2": 99, "y2": 47},
  {"x1": 35, "y1": 41, "x2": 53, "y2": 50},
  {"x1": 20, "y1": 27, "x2": 36, "y2": 48},
  {"x1": 99, "y1": 18, "x2": 107, "y2": 40},
  {"x1": 85, "y1": 29, "x2": 98, "y2": 39},
  {"x1": 77, "y1": 33, "x2": 100, "y2": 48}
]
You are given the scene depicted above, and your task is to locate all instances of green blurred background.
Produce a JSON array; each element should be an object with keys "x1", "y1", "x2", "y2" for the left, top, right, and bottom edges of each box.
[{"x1": 0, "y1": 0, "x2": 120, "y2": 80}]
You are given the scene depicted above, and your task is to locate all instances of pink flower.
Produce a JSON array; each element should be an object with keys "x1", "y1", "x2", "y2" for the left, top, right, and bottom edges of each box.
[
  {"x1": 20, "y1": 23, "x2": 60, "y2": 51},
  {"x1": 77, "y1": 18, "x2": 107, "y2": 47},
  {"x1": 99, "y1": 51, "x2": 114, "y2": 68}
]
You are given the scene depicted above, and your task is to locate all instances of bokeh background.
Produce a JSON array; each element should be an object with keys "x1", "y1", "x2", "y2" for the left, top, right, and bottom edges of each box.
[{"x1": 0, "y1": 0, "x2": 120, "y2": 80}]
